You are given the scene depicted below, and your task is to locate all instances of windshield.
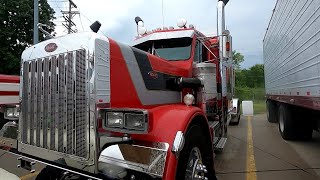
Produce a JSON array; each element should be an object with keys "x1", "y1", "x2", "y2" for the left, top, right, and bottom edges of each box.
[
  {"x1": 134, "y1": 37, "x2": 193, "y2": 61},
  {"x1": 154, "y1": 37, "x2": 192, "y2": 61}
]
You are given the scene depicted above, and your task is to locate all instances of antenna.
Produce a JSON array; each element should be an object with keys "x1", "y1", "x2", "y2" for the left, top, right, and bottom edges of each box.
[
  {"x1": 161, "y1": 0, "x2": 164, "y2": 28},
  {"x1": 61, "y1": 0, "x2": 79, "y2": 34}
]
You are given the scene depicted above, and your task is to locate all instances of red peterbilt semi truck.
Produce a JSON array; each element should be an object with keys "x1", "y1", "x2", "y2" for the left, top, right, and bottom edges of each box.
[
  {"x1": 264, "y1": 0, "x2": 320, "y2": 140},
  {"x1": 0, "y1": 0, "x2": 240, "y2": 179}
]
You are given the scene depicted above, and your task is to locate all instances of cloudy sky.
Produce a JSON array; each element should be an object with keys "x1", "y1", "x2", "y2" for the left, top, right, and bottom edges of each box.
[{"x1": 48, "y1": 0, "x2": 277, "y2": 69}]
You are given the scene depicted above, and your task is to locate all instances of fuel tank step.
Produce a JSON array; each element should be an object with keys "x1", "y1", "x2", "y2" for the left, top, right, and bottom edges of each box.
[
  {"x1": 214, "y1": 137, "x2": 227, "y2": 151},
  {"x1": 209, "y1": 121, "x2": 220, "y2": 130}
]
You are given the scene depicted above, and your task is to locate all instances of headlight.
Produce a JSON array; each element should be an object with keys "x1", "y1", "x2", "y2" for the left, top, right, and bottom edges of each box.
[
  {"x1": 4, "y1": 106, "x2": 19, "y2": 119},
  {"x1": 104, "y1": 110, "x2": 148, "y2": 133},
  {"x1": 124, "y1": 113, "x2": 145, "y2": 130},
  {"x1": 106, "y1": 112, "x2": 123, "y2": 127}
]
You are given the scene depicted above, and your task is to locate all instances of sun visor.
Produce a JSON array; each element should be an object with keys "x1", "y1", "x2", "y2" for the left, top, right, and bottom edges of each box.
[{"x1": 133, "y1": 30, "x2": 195, "y2": 46}]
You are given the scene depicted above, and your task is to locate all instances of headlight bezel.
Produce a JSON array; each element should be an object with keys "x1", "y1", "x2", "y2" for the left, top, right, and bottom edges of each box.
[{"x1": 103, "y1": 109, "x2": 149, "y2": 134}]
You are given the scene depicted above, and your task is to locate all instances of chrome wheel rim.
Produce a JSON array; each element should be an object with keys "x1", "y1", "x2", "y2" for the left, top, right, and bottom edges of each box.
[{"x1": 185, "y1": 147, "x2": 208, "y2": 180}]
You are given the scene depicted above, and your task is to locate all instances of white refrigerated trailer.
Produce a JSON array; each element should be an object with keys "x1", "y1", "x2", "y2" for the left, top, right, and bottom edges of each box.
[{"x1": 263, "y1": 0, "x2": 320, "y2": 140}]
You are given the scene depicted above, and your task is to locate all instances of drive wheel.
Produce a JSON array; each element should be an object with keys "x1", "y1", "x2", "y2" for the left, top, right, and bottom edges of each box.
[
  {"x1": 176, "y1": 125, "x2": 217, "y2": 180},
  {"x1": 278, "y1": 104, "x2": 296, "y2": 140},
  {"x1": 267, "y1": 100, "x2": 278, "y2": 123}
]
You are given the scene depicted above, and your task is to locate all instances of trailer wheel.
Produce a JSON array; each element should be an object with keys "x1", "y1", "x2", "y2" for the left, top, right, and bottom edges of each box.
[
  {"x1": 267, "y1": 100, "x2": 278, "y2": 123},
  {"x1": 176, "y1": 125, "x2": 217, "y2": 180},
  {"x1": 278, "y1": 104, "x2": 296, "y2": 140},
  {"x1": 295, "y1": 108, "x2": 313, "y2": 141}
]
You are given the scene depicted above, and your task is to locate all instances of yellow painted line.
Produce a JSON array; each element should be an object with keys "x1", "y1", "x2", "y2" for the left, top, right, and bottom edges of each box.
[
  {"x1": 19, "y1": 171, "x2": 40, "y2": 180},
  {"x1": 246, "y1": 116, "x2": 257, "y2": 180}
]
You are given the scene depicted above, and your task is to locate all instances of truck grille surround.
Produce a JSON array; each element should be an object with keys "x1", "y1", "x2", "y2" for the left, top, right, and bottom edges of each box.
[{"x1": 21, "y1": 49, "x2": 88, "y2": 158}]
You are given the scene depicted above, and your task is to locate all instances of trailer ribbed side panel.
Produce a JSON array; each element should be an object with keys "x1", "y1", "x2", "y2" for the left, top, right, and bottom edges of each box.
[{"x1": 264, "y1": 0, "x2": 320, "y2": 97}]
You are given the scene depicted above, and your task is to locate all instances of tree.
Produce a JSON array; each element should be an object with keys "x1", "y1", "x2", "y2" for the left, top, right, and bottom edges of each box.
[
  {"x1": 232, "y1": 50, "x2": 244, "y2": 70},
  {"x1": 235, "y1": 64, "x2": 265, "y2": 88},
  {"x1": 248, "y1": 64, "x2": 264, "y2": 88},
  {"x1": 0, "y1": 0, "x2": 55, "y2": 75}
]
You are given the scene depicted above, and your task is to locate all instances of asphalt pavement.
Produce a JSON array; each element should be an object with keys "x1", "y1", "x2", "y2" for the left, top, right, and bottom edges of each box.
[{"x1": 215, "y1": 114, "x2": 320, "y2": 180}]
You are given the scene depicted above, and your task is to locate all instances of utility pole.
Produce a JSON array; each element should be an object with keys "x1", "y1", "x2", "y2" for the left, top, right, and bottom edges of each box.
[
  {"x1": 33, "y1": 0, "x2": 39, "y2": 44},
  {"x1": 61, "y1": 0, "x2": 79, "y2": 34}
]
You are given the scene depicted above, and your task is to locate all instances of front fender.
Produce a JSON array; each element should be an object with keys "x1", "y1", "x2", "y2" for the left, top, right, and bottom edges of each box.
[{"x1": 132, "y1": 104, "x2": 209, "y2": 179}]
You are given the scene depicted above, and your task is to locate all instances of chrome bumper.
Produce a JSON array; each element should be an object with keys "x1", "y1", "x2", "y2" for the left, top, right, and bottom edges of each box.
[{"x1": 98, "y1": 141, "x2": 169, "y2": 178}]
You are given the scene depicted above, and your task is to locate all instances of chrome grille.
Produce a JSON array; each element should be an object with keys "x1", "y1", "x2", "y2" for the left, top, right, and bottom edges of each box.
[{"x1": 21, "y1": 49, "x2": 88, "y2": 158}]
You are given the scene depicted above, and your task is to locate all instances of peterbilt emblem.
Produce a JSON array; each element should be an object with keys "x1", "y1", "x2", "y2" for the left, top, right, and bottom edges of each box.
[
  {"x1": 148, "y1": 71, "x2": 158, "y2": 79},
  {"x1": 45, "y1": 43, "x2": 58, "y2": 52}
]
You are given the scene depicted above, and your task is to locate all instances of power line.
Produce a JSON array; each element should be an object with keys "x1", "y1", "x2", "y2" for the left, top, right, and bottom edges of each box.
[{"x1": 61, "y1": 0, "x2": 79, "y2": 34}]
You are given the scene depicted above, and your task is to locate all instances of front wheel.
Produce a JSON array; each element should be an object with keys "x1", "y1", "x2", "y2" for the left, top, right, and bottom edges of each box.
[{"x1": 176, "y1": 125, "x2": 217, "y2": 180}]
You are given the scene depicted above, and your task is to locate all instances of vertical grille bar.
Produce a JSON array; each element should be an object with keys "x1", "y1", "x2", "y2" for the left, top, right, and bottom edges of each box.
[
  {"x1": 30, "y1": 61, "x2": 35, "y2": 145},
  {"x1": 33, "y1": 60, "x2": 39, "y2": 146},
  {"x1": 75, "y1": 50, "x2": 87, "y2": 158},
  {"x1": 50, "y1": 57, "x2": 56, "y2": 150},
  {"x1": 58, "y1": 54, "x2": 65, "y2": 153},
  {"x1": 36, "y1": 60, "x2": 42, "y2": 147},
  {"x1": 66, "y1": 52, "x2": 74, "y2": 154},
  {"x1": 22, "y1": 62, "x2": 29, "y2": 144},
  {"x1": 43, "y1": 58, "x2": 49, "y2": 148}
]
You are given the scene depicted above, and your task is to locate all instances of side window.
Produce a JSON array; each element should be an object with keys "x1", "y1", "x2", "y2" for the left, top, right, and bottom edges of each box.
[
  {"x1": 194, "y1": 40, "x2": 202, "y2": 63},
  {"x1": 194, "y1": 40, "x2": 207, "y2": 63}
]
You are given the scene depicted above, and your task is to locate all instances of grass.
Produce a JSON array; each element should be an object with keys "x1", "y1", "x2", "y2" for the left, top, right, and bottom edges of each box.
[{"x1": 253, "y1": 101, "x2": 266, "y2": 114}]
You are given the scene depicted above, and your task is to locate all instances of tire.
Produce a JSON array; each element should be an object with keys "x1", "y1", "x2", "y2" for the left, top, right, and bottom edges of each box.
[
  {"x1": 294, "y1": 107, "x2": 313, "y2": 141},
  {"x1": 267, "y1": 100, "x2": 278, "y2": 123},
  {"x1": 278, "y1": 104, "x2": 296, "y2": 140},
  {"x1": 176, "y1": 125, "x2": 217, "y2": 180}
]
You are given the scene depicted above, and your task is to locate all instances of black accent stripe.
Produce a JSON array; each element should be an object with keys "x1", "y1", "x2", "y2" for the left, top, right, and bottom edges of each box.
[{"x1": 130, "y1": 47, "x2": 179, "y2": 91}]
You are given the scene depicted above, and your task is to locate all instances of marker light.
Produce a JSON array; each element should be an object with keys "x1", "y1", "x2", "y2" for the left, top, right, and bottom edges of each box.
[
  {"x1": 138, "y1": 26, "x2": 147, "y2": 35},
  {"x1": 177, "y1": 18, "x2": 187, "y2": 28},
  {"x1": 137, "y1": 21, "x2": 144, "y2": 27},
  {"x1": 184, "y1": 94, "x2": 195, "y2": 106}
]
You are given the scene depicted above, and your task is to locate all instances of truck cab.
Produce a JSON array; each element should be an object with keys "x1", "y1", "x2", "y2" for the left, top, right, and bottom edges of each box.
[{"x1": 0, "y1": 0, "x2": 238, "y2": 179}]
